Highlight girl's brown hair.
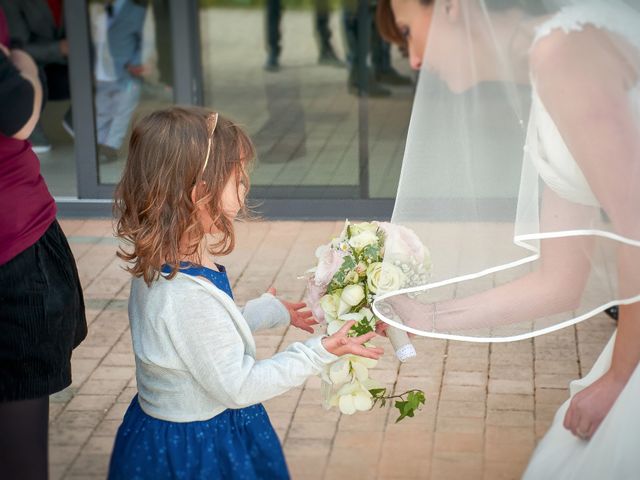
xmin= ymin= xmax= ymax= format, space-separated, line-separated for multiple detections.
xmin=114 ymin=106 xmax=254 ymax=285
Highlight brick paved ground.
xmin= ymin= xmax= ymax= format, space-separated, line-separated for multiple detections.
xmin=49 ymin=219 xmax=616 ymax=479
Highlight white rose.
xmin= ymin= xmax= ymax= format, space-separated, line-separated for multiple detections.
xmin=341 ymin=284 xmax=365 ymax=307
xmin=335 ymin=382 xmax=374 ymax=415
xmin=338 ymin=298 xmax=351 ymax=317
xmin=328 ymin=358 xmax=351 ymax=385
xmin=348 ymin=230 xmax=378 ymax=250
xmin=366 ymin=262 xmax=404 ymax=294
xmin=345 ymin=270 xmax=360 ymax=284
xmin=327 ymin=319 xmax=346 ymax=335
xmin=350 ymin=222 xmax=378 ymax=235
xmin=320 ymin=292 xmax=341 ymax=320
xmin=346 ymin=354 xmax=377 ymax=382
xmin=338 ymin=311 xmax=365 ymax=322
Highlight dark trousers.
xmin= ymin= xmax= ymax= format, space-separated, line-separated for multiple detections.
xmin=265 ymin=0 xmax=333 ymax=57
xmin=0 ymin=397 xmax=49 ymax=480
xmin=43 ymin=63 xmax=70 ymax=101
xmin=342 ymin=5 xmax=391 ymax=74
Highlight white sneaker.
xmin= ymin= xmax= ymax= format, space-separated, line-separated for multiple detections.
xmin=29 ymin=123 xmax=52 ymax=153
xmin=62 ymin=118 xmax=75 ymax=139
xmin=32 ymin=144 xmax=52 ymax=154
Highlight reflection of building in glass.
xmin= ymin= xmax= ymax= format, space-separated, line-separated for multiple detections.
xmin=2 ymin=0 xmax=415 ymax=214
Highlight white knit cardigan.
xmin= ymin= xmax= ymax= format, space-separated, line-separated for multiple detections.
xmin=128 ymin=272 xmax=337 ymax=422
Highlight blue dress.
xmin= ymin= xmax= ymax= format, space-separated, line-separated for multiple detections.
xmin=108 ymin=263 xmax=290 ymax=480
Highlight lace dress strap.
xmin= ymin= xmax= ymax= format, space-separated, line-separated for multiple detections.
xmin=532 ymin=2 xmax=640 ymax=51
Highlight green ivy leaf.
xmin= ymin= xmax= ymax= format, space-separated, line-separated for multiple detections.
xmin=362 ymin=243 xmax=381 ymax=262
xmin=406 ymin=392 xmax=420 ymax=411
xmin=369 ymin=388 xmax=386 ymax=398
xmin=350 ymin=318 xmax=375 ymax=337
xmin=392 ymin=390 xmax=427 ymax=423
xmin=330 ymin=256 xmax=356 ymax=289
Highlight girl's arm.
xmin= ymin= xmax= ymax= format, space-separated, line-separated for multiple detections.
xmin=240 ymin=292 xmax=290 ymax=332
xmin=167 ymin=290 xmax=334 ymax=409
xmin=166 ymin=289 xmax=380 ymax=409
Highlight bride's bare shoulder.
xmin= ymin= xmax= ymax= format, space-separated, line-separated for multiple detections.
xmin=529 ymin=25 xmax=637 ymax=89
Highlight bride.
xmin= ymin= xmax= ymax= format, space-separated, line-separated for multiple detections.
xmin=373 ymin=0 xmax=640 ymax=477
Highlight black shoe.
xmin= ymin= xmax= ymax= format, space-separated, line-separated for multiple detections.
xmin=29 ymin=123 xmax=52 ymax=153
xmin=605 ymin=306 xmax=619 ymax=321
xmin=264 ymin=54 xmax=280 ymax=72
xmin=375 ymin=68 xmax=413 ymax=86
xmin=318 ymin=48 xmax=345 ymax=68
xmin=62 ymin=109 xmax=74 ymax=138
xmin=349 ymin=81 xmax=391 ymax=97
xmin=348 ymin=70 xmax=391 ymax=98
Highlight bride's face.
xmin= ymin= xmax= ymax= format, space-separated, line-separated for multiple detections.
xmin=390 ymin=0 xmax=480 ymax=93
xmin=390 ymin=0 xmax=434 ymax=71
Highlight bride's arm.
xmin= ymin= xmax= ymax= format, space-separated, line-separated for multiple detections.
xmin=392 ymin=27 xmax=640 ymax=339
xmin=390 ymin=187 xmax=596 ymax=333
xmin=529 ymin=28 xmax=640 ymax=439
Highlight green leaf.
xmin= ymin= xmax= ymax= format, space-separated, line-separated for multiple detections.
xmin=350 ymin=318 xmax=375 ymax=337
xmin=368 ymin=388 xmax=386 ymax=398
xmin=330 ymin=256 xmax=357 ymax=288
xmin=362 ymin=243 xmax=381 ymax=262
xmin=406 ymin=392 xmax=420 ymax=411
xmin=395 ymin=412 xmax=407 ymax=423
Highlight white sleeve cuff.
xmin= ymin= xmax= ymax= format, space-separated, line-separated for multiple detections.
xmin=241 ymin=293 xmax=291 ymax=331
xmin=304 ymin=335 xmax=339 ymax=364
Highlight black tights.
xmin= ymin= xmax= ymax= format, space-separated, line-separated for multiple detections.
xmin=0 ymin=397 xmax=49 ymax=480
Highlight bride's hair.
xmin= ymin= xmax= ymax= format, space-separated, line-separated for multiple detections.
xmin=377 ymin=0 xmax=546 ymax=46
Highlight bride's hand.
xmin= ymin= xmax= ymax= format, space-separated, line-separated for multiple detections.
xmin=563 ymin=371 xmax=627 ymax=440
xmin=381 ymin=295 xmax=432 ymax=333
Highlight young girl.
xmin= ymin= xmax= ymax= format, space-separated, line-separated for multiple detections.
xmin=108 ymin=106 xmax=383 ymax=479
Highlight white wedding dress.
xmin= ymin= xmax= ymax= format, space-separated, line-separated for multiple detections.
xmin=522 ymin=5 xmax=640 ymax=479
xmin=524 ymin=333 xmax=640 ymax=479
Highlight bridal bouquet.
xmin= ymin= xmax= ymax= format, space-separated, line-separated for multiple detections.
xmin=306 ymin=221 xmax=431 ymax=421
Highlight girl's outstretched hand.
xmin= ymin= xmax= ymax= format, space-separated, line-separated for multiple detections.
xmin=322 ymin=320 xmax=384 ymax=359
xmin=268 ymin=287 xmax=318 ymax=334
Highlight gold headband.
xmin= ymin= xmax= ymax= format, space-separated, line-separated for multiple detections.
xmin=202 ymin=112 xmax=219 ymax=174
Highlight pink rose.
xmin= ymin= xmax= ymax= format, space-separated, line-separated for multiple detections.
xmin=377 ymin=222 xmax=425 ymax=263
xmin=314 ymin=246 xmax=345 ymax=287
xmin=305 ymin=277 xmax=326 ymax=322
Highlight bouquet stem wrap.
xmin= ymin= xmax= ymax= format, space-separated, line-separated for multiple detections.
xmin=386 ymin=327 xmax=416 ymax=362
